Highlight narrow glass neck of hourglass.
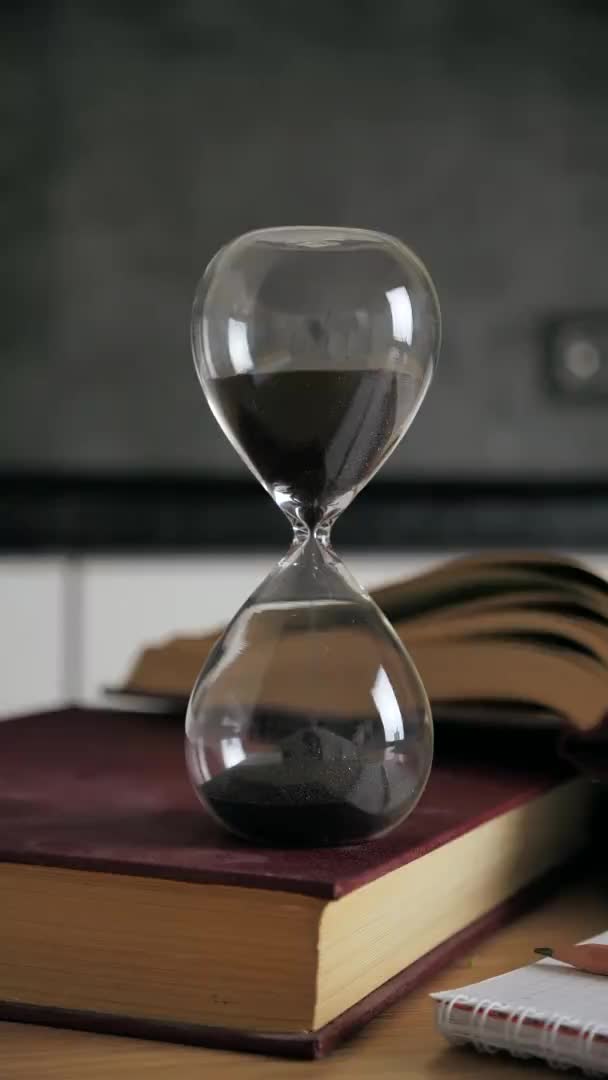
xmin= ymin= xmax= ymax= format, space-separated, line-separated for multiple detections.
xmin=292 ymin=519 xmax=333 ymax=547
xmin=274 ymin=485 xmax=354 ymax=548
xmin=266 ymin=529 xmax=361 ymax=609
xmin=248 ymin=527 xmax=369 ymax=615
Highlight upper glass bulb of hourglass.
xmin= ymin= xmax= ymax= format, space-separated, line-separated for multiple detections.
xmin=187 ymin=227 xmax=440 ymax=847
xmin=191 ymin=226 xmax=440 ymax=529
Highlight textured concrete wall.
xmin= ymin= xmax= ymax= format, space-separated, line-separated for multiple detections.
xmin=3 ymin=0 xmax=608 ymax=479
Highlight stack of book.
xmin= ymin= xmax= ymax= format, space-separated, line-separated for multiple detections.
xmin=1 ymin=552 xmax=604 ymax=1059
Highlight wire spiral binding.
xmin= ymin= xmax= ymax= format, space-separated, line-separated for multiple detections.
xmin=438 ymin=995 xmax=607 ymax=1076
xmin=470 ymin=999 xmax=501 ymax=1054
xmin=540 ymin=1012 xmax=570 ymax=1072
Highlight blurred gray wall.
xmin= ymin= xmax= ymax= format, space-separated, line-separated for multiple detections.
xmin=3 ymin=0 xmax=608 ymax=479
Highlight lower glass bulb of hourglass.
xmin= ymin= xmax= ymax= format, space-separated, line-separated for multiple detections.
xmin=185 ymin=541 xmax=433 ymax=847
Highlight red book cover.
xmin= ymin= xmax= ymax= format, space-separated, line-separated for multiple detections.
xmin=0 ymin=706 xmax=579 ymax=1058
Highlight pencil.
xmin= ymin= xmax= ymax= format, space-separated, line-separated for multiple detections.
xmin=534 ymin=944 xmax=608 ymax=976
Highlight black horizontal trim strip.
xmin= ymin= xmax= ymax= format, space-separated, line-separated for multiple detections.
xmin=2 ymin=472 xmax=608 ymax=552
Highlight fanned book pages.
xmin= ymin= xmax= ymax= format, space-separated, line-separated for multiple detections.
xmin=432 ymin=931 xmax=608 ymax=1076
xmin=117 ymin=552 xmax=608 ymax=773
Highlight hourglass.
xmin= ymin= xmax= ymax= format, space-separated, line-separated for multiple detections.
xmin=186 ymin=227 xmax=441 ymax=846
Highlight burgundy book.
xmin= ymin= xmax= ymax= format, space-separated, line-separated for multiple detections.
xmin=0 ymin=707 xmax=591 ymax=1059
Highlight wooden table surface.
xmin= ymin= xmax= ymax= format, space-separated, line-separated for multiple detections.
xmin=3 ymin=874 xmax=606 ymax=1080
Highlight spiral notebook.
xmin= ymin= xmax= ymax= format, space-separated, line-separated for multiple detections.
xmin=432 ymin=932 xmax=608 ymax=1076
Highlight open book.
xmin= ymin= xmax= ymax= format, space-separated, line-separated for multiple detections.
xmin=119 ymin=552 xmax=608 ymax=769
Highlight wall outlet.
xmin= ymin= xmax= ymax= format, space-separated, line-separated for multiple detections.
xmin=547 ymin=314 xmax=608 ymax=401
